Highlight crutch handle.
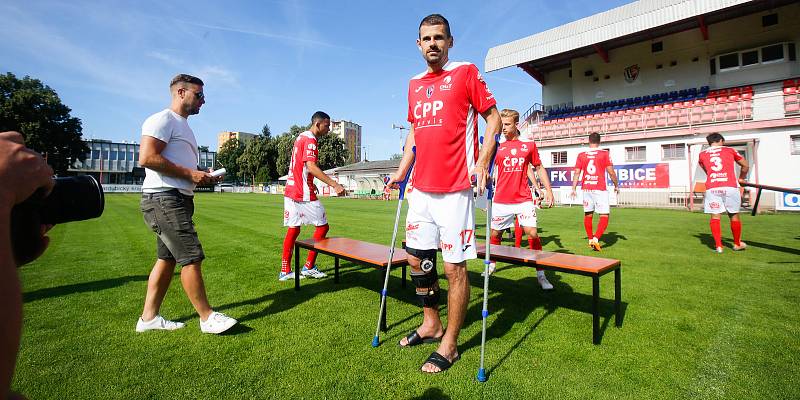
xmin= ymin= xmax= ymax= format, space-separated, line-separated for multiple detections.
xmin=398 ymin=146 xmax=416 ymax=200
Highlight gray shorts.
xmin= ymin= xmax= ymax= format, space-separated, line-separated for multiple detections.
xmin=140 ymin=190 xmax=205 ymax=266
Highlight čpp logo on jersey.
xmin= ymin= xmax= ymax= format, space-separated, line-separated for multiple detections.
xmin=413 ymin=100 xmax=444 ymax=118
xmin=502 ymin=156 xmax=526 ymax=171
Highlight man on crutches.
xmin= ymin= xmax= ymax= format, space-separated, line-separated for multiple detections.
xmin=387 ymin=13 xmax=500 ymax=374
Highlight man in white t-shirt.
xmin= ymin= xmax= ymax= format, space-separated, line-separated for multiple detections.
xmin=136 ymin=74 xmax=237 ymax=334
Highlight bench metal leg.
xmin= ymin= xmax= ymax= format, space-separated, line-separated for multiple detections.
xmin=402 ymin=265 xmax=406 ymax=288
xmin=294 ymin=244 xmax=300 ymax=291
xmin=334 ymin=258 xmax=340 ymax=283
xmin=592 ymin=276 xmax=600 ymax=345
xmin=615 ymin=268 xmax=622 ymax=327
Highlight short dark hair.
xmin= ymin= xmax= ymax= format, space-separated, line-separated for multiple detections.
xmin=419 ymin=14 xmax=451 ymax=38
xmin=170 ymin=74 xmax=203 ymax=88
xmin=588 ymin=132 xmax=601 ymax=144
xmin=311 ymin=111 xmax=330 ymax=123
xmin=706 ymin=133 xmax=725 ymax=145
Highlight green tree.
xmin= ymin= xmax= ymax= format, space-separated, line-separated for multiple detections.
xmin=317 ymin=133 xmax=348 ymax=170
xmin=238 ymin=124 xmax=278 ymax=185
xmin=275 ymin=124 xmax=306 ymax=177
xmin=390 ymin=153 xmax=403 ymax=160
xmin=217 ymin=138 xmax=244 ymax=182
xmin=0 ymin=72 xmax=89 ymax=174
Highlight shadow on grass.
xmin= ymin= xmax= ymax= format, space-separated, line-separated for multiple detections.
xmin=600 ymin=231 xmax=628 ymax=249
xmin=409 ymin=387 xmax=450 ymax=400
xmin=460 ymin=269 xmax=626 ymax=361
xmin=695 ymin=233 xmax=800 ymax=256
xmin=191 ymin=264 xmax=421 ymax=327
xmin=23 ymin=274 xmax=150 ymax=302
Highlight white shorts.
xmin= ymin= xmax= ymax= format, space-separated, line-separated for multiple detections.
xmin=583 ymin=190 xmax=610 ymax=214
xmin=405 ymin=189 xmax=476 ymax=263
xmin=704 ymin=187 xmax=741 ymax=214
xmin=491 ymin=202 xmax=537 ymax=231
xmin=283 ymin=197 xmax=328 ymax=227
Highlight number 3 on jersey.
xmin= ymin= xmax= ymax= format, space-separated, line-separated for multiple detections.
xmin=709 ymin=155 xmax=723 ymax=172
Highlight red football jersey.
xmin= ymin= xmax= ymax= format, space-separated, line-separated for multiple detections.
xmin=407 ymin=61 xmax=496 ymax=193
xmin=284 ymin=131 xmax=318 ymax=201
xmin=493 ymin=139 xmax=541 ymax=204
xmin=574 ymin=149 xmax=613 ymax=191
xmin=698 ymin=146 xmax=743 ymax=189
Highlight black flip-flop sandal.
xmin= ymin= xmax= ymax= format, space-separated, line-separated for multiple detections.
xmin=421 ymin=351 xmax=460 ymax=373
xmin=398 ymin=330 xmax=442 ymax=348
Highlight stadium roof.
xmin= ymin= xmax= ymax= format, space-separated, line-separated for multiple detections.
xmin=485 ymin=0 xmax=794 ymax=80
xmin=335 ymin=159 xmax=400 ymax=174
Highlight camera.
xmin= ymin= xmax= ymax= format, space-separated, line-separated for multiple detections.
xmin=10 ymin=175 xmax=105 ymax=265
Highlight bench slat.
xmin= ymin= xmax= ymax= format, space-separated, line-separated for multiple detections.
xmin=476 ymin=243 xmax=619 ymax=275
xmin=296 ymin=238 xmax=409 ymax=267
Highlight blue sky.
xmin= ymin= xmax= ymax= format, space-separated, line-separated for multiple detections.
xmin=1 ymin=0 xmax=629 ymax=159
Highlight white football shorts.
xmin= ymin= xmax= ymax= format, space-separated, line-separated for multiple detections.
xmin=490 ymin=201 xmax=537 ymax=231
xmin=704 ymin=187 xmax=741 ymax=214
xmin=405 ymin=188 xmax=476 ymax=264
xmin=583 ymin=190 xmax=610 ymax=214
xmin=283 ymin=197 xmax=328 ymax=227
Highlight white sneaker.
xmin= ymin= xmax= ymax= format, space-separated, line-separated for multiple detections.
xmin=733 ymin=242 xmax=747 ymax=251
xmin=714 ymin=247 xmax=724 ymax=254
xmin=279 ymin=271 xmax=304 ymax=281
xmin=537 ymin=272 xmax=554 ymax=290
xmin=481 ymin=262 xmax=497 ymax=277
xmin=301 ymin=266 xmax=327 ymax=279
xmin=200 ymin=311 xmax=237 ymax=334
xmin=135 ymin=315 xmax=185 ymax=332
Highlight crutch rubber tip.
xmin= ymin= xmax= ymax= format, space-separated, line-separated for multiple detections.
xmin=371 ymin=336 xmax=380 ymax=347
xmin=477 ymin=368 xmax=488 ymax=382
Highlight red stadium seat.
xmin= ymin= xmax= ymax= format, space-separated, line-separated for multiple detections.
xmin=784 ymin=79 xmax=796 ymax=88
xmin=741 ymin=92 xmax=753 ymax=119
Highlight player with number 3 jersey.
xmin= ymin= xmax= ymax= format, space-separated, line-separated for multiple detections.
xmin=698 ymin=133 xmax=749 ymax=253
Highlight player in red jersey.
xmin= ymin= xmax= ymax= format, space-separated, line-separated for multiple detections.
xmin=386 ymin=14 xmax=500 ymax=374
xmin=570 ymin=132 xmax=619 ymax=251
xmin=486 ymin=109 xmax=554 ymax=290
xmin=280 ymin=111 xmax=345 ymax=281
xmin=697 ymin=133 xmax=749 ymax=253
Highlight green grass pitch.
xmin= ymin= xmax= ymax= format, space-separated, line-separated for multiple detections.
xmin=13 ymin=193 xmax=800 ymax=399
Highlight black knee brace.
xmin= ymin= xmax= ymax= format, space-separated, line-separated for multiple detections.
xmin=407 ymin=247 xmax=440 ymax=307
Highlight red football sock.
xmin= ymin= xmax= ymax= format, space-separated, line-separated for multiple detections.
xmin=595 ymin=215 xmax=609 ymax=239
xmin=282 ymin=227 xmax=301 ymax=273
xmin=514 ymin=218 xmax=523 ymax=248
xmin=490 ymin=236 xmax=502 ymax=246
xmin=304 ymin=224 xmax=330 ymax=268
xmin=583 ymin=215 xmax=594 ymax=239
xmin=529 ymin=236 xmax=543 ymax=272
xmin=730 ymin=220 xmax=742 ymax=246
xmin=710 ymin=219 xmax=722 ymax=249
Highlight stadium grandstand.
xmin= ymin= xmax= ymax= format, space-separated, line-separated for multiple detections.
xmin=486 ymin=0 xmax=800 ymax=211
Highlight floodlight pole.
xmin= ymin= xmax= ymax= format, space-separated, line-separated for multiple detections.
xmin=392 ymin=124 xmax=409 ymax=150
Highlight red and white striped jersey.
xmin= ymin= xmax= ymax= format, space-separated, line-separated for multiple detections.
xmin=284 ymin=131 xmax=318 ymax=202
xmin=574 ymin=149 xmax=613 ymax=191
xmin=407 ymin=61 xmax=496 ymax=193
xmin=699 ymin=146 xmax=743 ymax=189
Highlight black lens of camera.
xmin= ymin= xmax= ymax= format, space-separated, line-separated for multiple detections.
xmin=39 ymin=175 xmax=105 ymax=224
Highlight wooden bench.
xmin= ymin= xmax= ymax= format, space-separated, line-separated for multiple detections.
xmin=293 ymin=237 xmax=409 ymax=331
xmin=476 ymin=243 xmax=621 ymax=344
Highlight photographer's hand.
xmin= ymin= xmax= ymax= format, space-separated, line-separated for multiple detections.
xmin=0 ymin=131 xmax=54 ymax=211
xmin=0 ymin=131 xmax=53 ymax=400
